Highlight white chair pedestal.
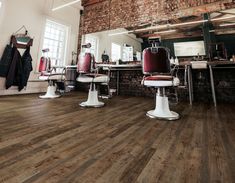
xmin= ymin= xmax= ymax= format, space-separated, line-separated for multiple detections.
xmin=39 ymin=85 xmax=60 ymax=99
xmin=80 ymin=83 xmax=104 ymax=107
xmin=146 ymin=90 xmax=180 ymax=121
xmin=39 ymin=72 xmax=65 ymax=99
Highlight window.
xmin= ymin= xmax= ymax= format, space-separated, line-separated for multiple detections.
xmin=83 ymin=35 xmax=98 ymax=59
xmin=42 ymin=19 xmax=69 ymax=66
xmin=122 ymin=45 xmax=133 ymax=61
xmin=174 ymin=41 xmax=206 ymax=57
xmin=136 ymin=51 xmax=141 ymax=61
xmin=111 ymin=43 xmax=121 ymax=61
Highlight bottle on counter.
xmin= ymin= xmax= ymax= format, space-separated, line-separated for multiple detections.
xmin=170 ymin=57 xmax=175 ymax=65
xmin=175 ymin=57 xmax=179 ymax=65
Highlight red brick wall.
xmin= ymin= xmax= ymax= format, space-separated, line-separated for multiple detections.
xmin=81 ymin=0 xmax=234 ymax=34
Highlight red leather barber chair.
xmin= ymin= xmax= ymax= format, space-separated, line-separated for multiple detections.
xmin=142 ymin=46 xmax=180 ymax=120
xmin=38 ymin=49 xmax=65 ymax=99
xmin=76 ymin=50 xmax=109 ymax=107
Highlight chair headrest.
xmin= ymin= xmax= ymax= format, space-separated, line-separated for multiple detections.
xmin=82 ymin=43 xmax=91 ymax=48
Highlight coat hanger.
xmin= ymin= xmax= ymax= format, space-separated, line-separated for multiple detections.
xmin=11 ymin=25 xmax=33 ymax=49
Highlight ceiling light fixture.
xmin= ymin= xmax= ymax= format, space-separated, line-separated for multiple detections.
xmin=108 ymin=30 xmax=134 ymax=36
xmin=211 ymin=15 xmax=235 ymax=21
xmin=0 ymin=1 xmax=2 ymax=8
xmin=219 ymin=22 xmax=235 ymax=27
xmin=134 ymin=24 xmax=170 ymax=32
xmin=108 ymin=15 xmax=235 ymax=36
xmin=52 ymin=0 xmax=80 ymax=11
xmin=134 ymin=20 xmax=208 ymax=33
xmin=169 ymin=20 xmax=208 ymax=27
xmin=154 ymin=29 xmax=177 ymax=34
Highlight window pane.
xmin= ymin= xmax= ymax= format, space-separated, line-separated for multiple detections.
xmin=111 ymin=43 xmax=121 ymax=61
xmin=41 ymin=20 xmax=68 ymax=67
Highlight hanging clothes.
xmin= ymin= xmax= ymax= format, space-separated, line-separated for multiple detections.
xmin=6 ymin=47 xmax=22 ymax=90
xmin=21 ymin=47 xmax=33 ymax=88
xmin=0 ymin=26 xmax=34 ymax=91
xmin=5 ymin=46 xmax=33 ymax=91
xmin=0 ymin=45 xmax=13 ymax=77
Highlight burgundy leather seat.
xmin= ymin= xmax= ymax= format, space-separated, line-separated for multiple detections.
xmin=142 ymin=47 xmax=180 ymax=120
xmin=76 ymin=53 xmax=109 ymax=107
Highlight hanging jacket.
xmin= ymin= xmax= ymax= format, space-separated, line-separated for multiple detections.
xmin=21 ymin=47 xmax=33 ymax=88
xmin=13 ymin=51 xmax=24 ymax=91
xmin=6 ymin=47 xmax=22 ymax=90
xmin=0 ymin=45 xmax=13 ymax=77
xmin=5 ymin=46 xmax=33 ymax=91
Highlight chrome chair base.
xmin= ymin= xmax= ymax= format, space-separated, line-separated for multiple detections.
xmin=80 ymin=101 xmax=104 ymax=108
xmin=146 ymin=110 xmax=179 ymax=121
xmin=146 ymin=94 xmax=180 ymax=121
xmin=39 ymin=85 xmax=61 ymax=99
xmin=80 ymin=84 xmax=105 ymax=108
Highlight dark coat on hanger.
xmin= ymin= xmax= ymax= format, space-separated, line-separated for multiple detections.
xmin=0 ymin=45 xmax=13 ymax=77
xmin=21 ymin=47 xmax=33 ymax=88
xmin=6 ymin=47 xmax=22 ymax=90
xmin=5 ymin=46 xmax=33 ymax=91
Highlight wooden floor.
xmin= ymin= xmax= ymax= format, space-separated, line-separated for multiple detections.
xmin=0 ymin=92 xmax=234 ymax=183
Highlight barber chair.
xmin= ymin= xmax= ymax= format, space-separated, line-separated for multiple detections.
xmin=39 ymin=69 xmax=65 ymax=99
xmin=76 ymin=52 xmax=110 ymax=107
xmin=38 ymin=49 xmax=65 ymax=99
xmin=142 ymin=46 xmax=180 ymax=120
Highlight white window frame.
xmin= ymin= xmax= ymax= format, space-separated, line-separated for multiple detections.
xmin=111 ymin=42 xmax=122 ymax=62
xmin=40 ymin=19 xmax=69 ymax=68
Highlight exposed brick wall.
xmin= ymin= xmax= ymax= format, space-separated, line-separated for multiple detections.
xmin=81 ymin=0 xmax=234 ymax=34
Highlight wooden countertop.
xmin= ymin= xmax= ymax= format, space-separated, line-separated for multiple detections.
xmin=96 ymin=64 xmax=142 ymax=68
xmin=66 ymin=61 xmax=235 ymax=69
xmin=180 ymin=61 xmax=235 ymax=66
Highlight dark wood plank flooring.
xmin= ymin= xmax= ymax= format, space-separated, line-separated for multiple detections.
xmin=0 ymin=92 xmax=234 ymax=183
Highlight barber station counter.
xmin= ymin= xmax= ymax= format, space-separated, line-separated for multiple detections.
xmin=96 ymin=63 xmax=142 ymax=95
xmin=77 ymin=61 xmax=235 ymax=105
xmin=180 ymin=60 xmax=235 ymax=105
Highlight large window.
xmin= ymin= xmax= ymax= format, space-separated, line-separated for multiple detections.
xmin=111 ymin=43 xmax=121 ymax=61
xmin=42 ymin=19 xmax=69 ymax=66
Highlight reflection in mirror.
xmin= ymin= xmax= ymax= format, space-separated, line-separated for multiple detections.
xmin=81 ymin=28 xmax=143 ymax=63
xmin=81 ymin=8 xmax=235 ymax=63
xmin=130 ymin=8 xmax=235 ymax=61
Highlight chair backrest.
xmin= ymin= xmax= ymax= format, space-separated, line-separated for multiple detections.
xmin=39 ymin=57 xmax=51 ymax=72
xmin=77 ymin=53 xmax=94 ymax=73
xmin=142 ymin=47 xmax=171 ymax=75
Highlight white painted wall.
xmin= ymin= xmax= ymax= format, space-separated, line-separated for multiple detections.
xmin=0 ymin=0 xmax=80 ymax=95
xmin=83 ymin=29 xmax=143 ymax=62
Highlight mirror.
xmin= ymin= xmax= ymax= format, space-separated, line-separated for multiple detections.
xmin=81 ymin=28 xmax=143 ymax=63
xmin=81 ymin=8 xmax=235 ymax=63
